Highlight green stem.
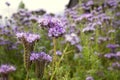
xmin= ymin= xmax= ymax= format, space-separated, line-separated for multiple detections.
xmin=23 ymin=43 xmax=31 ymax=80
xmin=53 ymin=37 xmax=57 ymax=62
xmin=51 ymin=37 xmax=57 ymax=80
xmin=50 ymin=43 xmax=70 ymax=80
xmin=52 ymin=37 xmax=57 ymax=68
xmin=26 ymin=72 xmax=29 ymax=80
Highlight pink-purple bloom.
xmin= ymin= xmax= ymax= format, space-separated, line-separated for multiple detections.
xmin=116 ymin=51 xmax=120 ymax=57
xmin=48 ymin=26 xmax=65 ymax=37
xmin=106 ymin=44 xmax=119 ymax=53
xmin=105 ymin=0 xmax=118 ymax=8
xmin=107 ymin=44 xmax=119 ymax=49
xmin=65 ymin=33 xmax=80 ymax=45
xmin=56 ymin=50 xmax=62 ymax=55
xmin=30 ymin=53 xmax=40 ymax=61
xmin=30 ymin=52 xmax=52 ymax=62
xmin=0 ymin=64 xmax=16 ymax=74
xmin=16 ymin=32 xmax=40 ymax=43
xmin=38 ymin=16 xmax=66 ymax=37
xmin=104 ymin=53 xmax=116 ymax=59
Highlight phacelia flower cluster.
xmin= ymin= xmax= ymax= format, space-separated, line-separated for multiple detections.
xmin=30 ymin=52 xmax=52 ymax=62
xmin=0 ymin=64 xmax=16 ymax=74
xmin=16 ymin=32 xmax=40 ymax=43
xmin=38 ymin=16 xmax=66 ymax=37
xmin=65 ymin=33 xmax=80 ymax=45
xmin=106 ymin=44 xmax=119 ymax=53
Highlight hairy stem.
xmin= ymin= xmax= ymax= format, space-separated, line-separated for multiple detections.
xmin=51 ymin=37 xmax=57 ymax=80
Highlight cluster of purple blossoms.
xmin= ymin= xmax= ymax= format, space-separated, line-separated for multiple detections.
xmin=0 ymin=64 xmax=16 ymax=74
xmin=38 ymin=16 xmax=66 ymax=37
xmin=104 ymin=51 xmax=120 ymax=59
xmin=104 ymin=53 xmax=116 ymax=59
xmin=65 ymin=33 xmax=80 ymax=45
xmin=104 ymin=44 xmax=120 ymax=59
xmin=16 ymin=32 xmax=40 ymax=43
xmin=104 ymin=43 xmax=120 ymax=70
xmin=30 ymin=52 xmax=52 ymax=62
xmin=105 ymin=0 xmax=119 ymax=8
xmin=81 ymin=0 xmax=94 ymax=12
xmin=64 ymin=32 xmax=82 ymax=52
xmin=106 ymin=44 xmax=119 ymax=53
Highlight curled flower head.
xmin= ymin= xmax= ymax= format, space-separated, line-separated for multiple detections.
xmin=16 ymin=32 xmax=40 ymax=43
xmin=30 ymin=52 xmax=52 ymax=62
xmin=0 ymin=64 xmax=16 ymax=74
xmin=38 ymin=16 xmax=66 ymax=37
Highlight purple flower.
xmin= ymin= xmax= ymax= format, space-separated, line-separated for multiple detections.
xmin=86 ymin=76 xmax=94 ymax=80
xmin=29 ymin=16 xmax=38 ymax=22
xmin=30 ymin=52 xmax=52 ymax=62
xmin=107 ymin=44 xmax=119 ymax=49
xmin=30 ymin=53 xmax=40 ymax=61
xmin=16 ymin=32 xmax=40 ymax=43
xmin=105 ymin=0 xmax=118 ymax=8
xmin=0 ymin=64 xmax=16 ymax=74
xmin=75 ymin=44 xmax=82 ymax=52
xmin=86 ymin=0 xmax=94 ymax=6
xmin=56 ymin=50 xmax=62 ymax=55
xmin=82 ymin=26 xmax=95 ymax=32
xmin=40 ymin=52 xmax=52 ymax=62
xmin=48 ymin=26 xmax=65 ymax=37
xmin=116 ymin=51 xmax=120 ymax=57
xmin=75 ymin=13 xmax=93 ymax=22
xmin=65 ymin=33 xmax=80 ymax=45
xmin=106 ymin=44 xmax=119 ymax=53
xmin=59 ymin=16 xmax=69 ymax=27
xmin=16 ymin=32 xmax=25 ymax=38
xmin=25 ymin=33 xmax=40 ymax=43
xmin=82 ymin=3 xmax=91 ymax=11
xmin=112 ymin=62 xmax=120 ymax=69
xmin=39 ymin=16 xmax=66 ymax=37
xmin=38 ymin=16 xmax=50 ymax=27
xmin=104 ymin=53 xmax=116 ymax=59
